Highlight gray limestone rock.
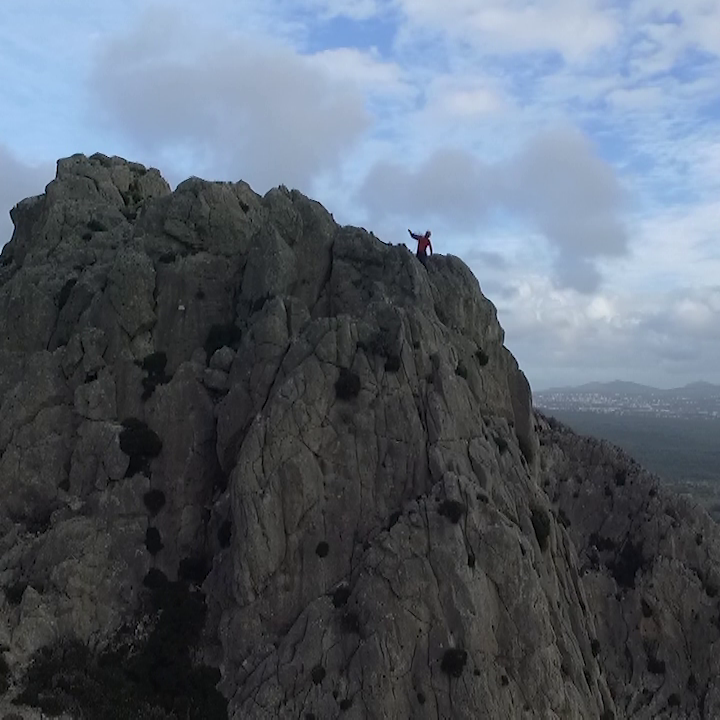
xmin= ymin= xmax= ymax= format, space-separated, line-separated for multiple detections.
xmin=73 ymin=369 xmax=116 ymax=420
xmin=209 ymin=346 xmax=235 ymax=372
xmin=0 ymin=153 xmax=717 ymax=720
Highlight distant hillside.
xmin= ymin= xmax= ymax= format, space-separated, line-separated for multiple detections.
xmin=539 ymin=409 xmax=720 ymax=521
xmin=537 ymin=380 xmax=720 ymax=398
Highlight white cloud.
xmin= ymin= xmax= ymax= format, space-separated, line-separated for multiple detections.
xmin=605 ymin=85 xmax=665 ymax=110
xmin=488 ymin=270 xmax=720 ymax=389
xmin=296 ymin=0 xmax=382 ymax=20
xmin=395 ymin=0 xmax=620 ymax=61
xmin=423 ymin=76 xmax=509 ymax=120
xmin=307 ymin=47 xmax=410 ymax=98
xmin=88 ymin=8 xmax=373 ymax=192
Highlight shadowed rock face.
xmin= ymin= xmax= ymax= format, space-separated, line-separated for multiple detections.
xmin=0 ymin=153 xmax=717 ymax=720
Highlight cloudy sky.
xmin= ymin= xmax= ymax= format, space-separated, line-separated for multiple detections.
xmin=2 ymin=0 xmax=720 ymax=390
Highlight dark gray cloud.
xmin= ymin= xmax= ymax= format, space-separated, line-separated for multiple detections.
xmin=359 ymin=127 xmax=628 ymax=292
xmin=0 ymin=145 xmax=54 ymax=247
xmin=88 ymin=12 xmax=371 ymax=193
xmin=361 ymin=148 xmax=496 ymax=231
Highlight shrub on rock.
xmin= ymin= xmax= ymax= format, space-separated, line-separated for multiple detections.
xmin=120 ymin=418 xmax=163 ymax=476
xmin=441 ymin=648 xmax=468 ymax=678
xmin=335 ymin=368 xmax=361 ymax=400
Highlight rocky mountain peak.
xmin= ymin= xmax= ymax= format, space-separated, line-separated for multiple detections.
xmin=0 ymin=154 xmax=718 ymax=719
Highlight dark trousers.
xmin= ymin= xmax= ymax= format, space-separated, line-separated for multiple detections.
xmin=416 ymin=250 xmax=428 ymax=267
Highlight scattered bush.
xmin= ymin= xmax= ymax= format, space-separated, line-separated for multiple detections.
xmin=614 ymin=469 xmax=627 ymax=487
xmin=387 ymin=510 xmax=401 ymax=530
xmin=143 ymin=489 xmax=166 ymax=516
xmin=26 ymin=507 xmax=53 ymax=536
xmin=120 ymin=418 xmax=163 ymax=476
xmin=204 ymin=324 xmax=242 ymax=360
xmin=440 ymin=648 xmax=467 ymax=678
xmin=145 ymin=528 xmax=163 ymax=555
xmin=335 ymin=368 xmax=361 ymax=400
xmin=455 ymin=363 xmax=468 ymax=379
xmin=158 ymin=252 xmax=176 ymax=264
xmin=178 ymin=556 xmax=211 ymax=586
xmin=81 ymin=231 xmax=92 ymax=241
xmin=311 ymin=665 xmax=325 ymax=685
xmin=332 ymin=585 xmax=350 ymax=608
xmin=475 ymin=349 xmax=489 ymax=366
xmin=644 ymin=640 xmax=665 ymax=675
xmin=195 ymin=288 xmax=206 ymax=300
xmin=467 ymin=553 xmax=476 ymax=568
xmin=608 ymin=540 xmax=646 ymax=589
xmin=531 ymin=506 xmax=551 ymax=551
xmin=641 ymin=599 xmax=653 ymax=618
xmin=4 ymin=581 xmax=27 ymax=606
xmin=57 ymin=278 xmax=77 ymax=311
xmin=315 ymin=541 xmax=329 ymax=558
xmin=0 ymin=654 xmax=10 ymax=694
xmin=688 ymin=674 xmax=697 ymax=691
xmin=143 ymin=569 xmax=168 ymax=590
xmin=501 ymin=674 xmax=509 ymax=687
xmin=86 ymin=219 xmax=108 ymax=232
xmin=591 ymin=638 xmax=600 ymax=657
xmin=438 ymin=500 xmax=466 ymax=524
xmin=668 ymin=693 xmax=680 ymax=707
xmin=139 ymin=352 xmax=171 ymax=400
xmin=647 ymin=655 xmax=666 ymax=675
xmin=128 ymin=579 xmax=226 ymax=718
xmin=339 ymin=698 xmax=352 ymax=711
xmin=417 ymin=692 xmax=426 ymax=705
xmin=558 ymin=508 xmax=571 ymax=528
xmin=141 ymin=351 xmax=168 ymax=377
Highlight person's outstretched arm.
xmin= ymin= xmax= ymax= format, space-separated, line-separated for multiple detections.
xmin=408 ymin=229 xmax=420 ymax=240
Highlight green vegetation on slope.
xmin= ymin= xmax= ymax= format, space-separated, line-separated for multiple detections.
xmin=544 ymin=410 xmax=720 ymax=520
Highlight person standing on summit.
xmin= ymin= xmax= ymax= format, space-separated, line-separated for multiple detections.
xmin=408 ymin=229 xmax=432 ymax=267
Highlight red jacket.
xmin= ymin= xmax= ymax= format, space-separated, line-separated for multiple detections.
xmin=409 ymin=230 xmax=432 ymax=255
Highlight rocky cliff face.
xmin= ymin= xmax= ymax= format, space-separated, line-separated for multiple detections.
xmin=0 ymin=154 xmax=718 ymax=720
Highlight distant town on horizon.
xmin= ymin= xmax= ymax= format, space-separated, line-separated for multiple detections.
xmin=534 ymin=380 xmax=720 ymax=420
